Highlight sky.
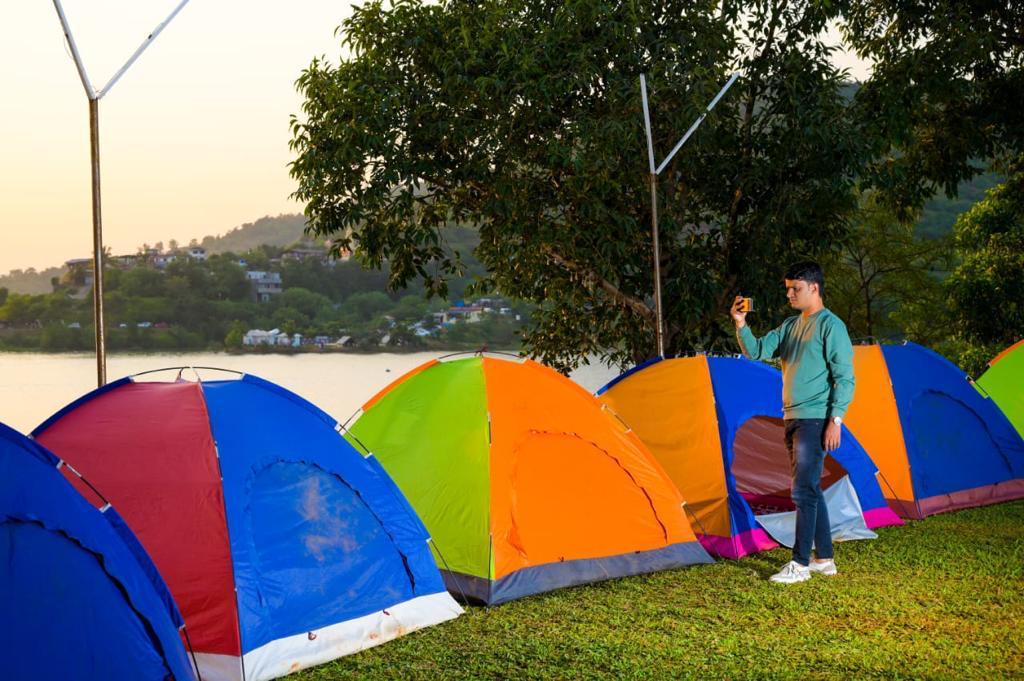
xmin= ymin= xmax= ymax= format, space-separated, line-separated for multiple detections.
xmin=0 ymin=2 xmax=871 ymax=275
xmin=0 ymin=1 xmax=353 ymax=274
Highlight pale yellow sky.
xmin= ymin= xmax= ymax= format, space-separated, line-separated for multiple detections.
xmin=0 ymin=1 xmax=353 ymax=274
xmin=0 ymin=3 xmax=870 ymax=275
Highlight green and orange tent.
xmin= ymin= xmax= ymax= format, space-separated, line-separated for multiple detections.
xmin=976 ymin=340 xmax=1024 ymax=439
xmin=346 ymin=354 xmax=712 ymax=605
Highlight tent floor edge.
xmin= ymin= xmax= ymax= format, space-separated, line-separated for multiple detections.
xmin=915 ymin=479 xmax=1024 ymax=518
xmin=238 ymin=591 xmax=461 ymax=681
xmin=488 ymin=541 xmax=713 ymax=605
xmin=440 ymin=570 xmax=492 ymax=606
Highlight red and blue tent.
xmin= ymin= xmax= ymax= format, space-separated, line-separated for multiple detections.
xmin=33 ymin=371 xmax=461 ymax=681
xmin=1 ymin=421 xmax=197 ymax=681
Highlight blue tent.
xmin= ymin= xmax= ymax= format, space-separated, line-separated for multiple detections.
xmin=846 ymin=342 xmax=1024 ymax=517
xmin=0 ymin=421 xmax=196 ymax=681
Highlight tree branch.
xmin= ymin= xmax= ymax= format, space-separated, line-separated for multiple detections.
xmin=541 ymin=245 xmax=656 ymax=324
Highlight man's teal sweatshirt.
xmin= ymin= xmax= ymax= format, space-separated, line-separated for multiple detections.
xmin=736 ymin=308 xmax=855 ymax=420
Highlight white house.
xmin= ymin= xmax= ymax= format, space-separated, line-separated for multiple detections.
xmin=245 ymin=271 xmax=283 ymax=303
xmin=243 ymin=328 xmax=291 ymax=347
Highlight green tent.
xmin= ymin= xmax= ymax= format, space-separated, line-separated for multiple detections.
xmin=977 ymin=340 xmax=1024 ymax=439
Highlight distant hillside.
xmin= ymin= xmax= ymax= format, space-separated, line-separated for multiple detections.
xmin=916 ymin=172 xmax=1004 ymax=239
xmin=0 ymin=266 xmax=66 ymax=295
xmin=200 ymin=214 xmax=309 ymax=254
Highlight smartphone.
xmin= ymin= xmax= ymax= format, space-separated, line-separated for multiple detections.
xmin=738 ymin=297 xmax=754 ymax=313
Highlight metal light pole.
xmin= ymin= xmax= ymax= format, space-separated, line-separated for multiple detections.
xmin=640 ymin=72 xmax=740 ymax=357
xmin=52 ymin=0 xmax=190 ymax=386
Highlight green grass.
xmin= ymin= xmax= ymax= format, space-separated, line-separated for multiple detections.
xmin=297 ymin=502 xmax=1024 ymax=680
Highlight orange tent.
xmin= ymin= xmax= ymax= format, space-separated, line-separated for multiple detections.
xmin=347 ymin=354 xmax=712 ymax=604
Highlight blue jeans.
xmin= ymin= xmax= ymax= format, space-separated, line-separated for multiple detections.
xmin=785 ymin=419 xmax=834 ymax=566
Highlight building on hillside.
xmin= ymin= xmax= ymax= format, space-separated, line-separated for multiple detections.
xmin=245 ymin=271 xmax=283 ymax=303
xmin=152 ymin=253 xmax=177 ymax=269
xmin=282 ymin=246 xmax=328 ymax=264
xmin=444 ymin=305 xmax=485 ymax=324
xmin=111 ymin=254 xmax=143 ymax=269
xmin=60 ymin=259 xmax=94 ymax=298
xmin=186 ymin=246 xmax=208 ymax=261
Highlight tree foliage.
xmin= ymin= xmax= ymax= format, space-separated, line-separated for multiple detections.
xmin=944 ymin=169 xmax=1024 ymax=350
xmin=822 ymin=192 xmax=951 ymax=342
xmin=290 ymin=0 xmax=870 ymax=369
xmin=843 ymin=0 xmax=1024 ymax=211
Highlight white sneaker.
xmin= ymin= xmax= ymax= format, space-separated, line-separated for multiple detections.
xmin=769 ymin=561 xmax=811 ymax=584
xmin=809 ymin=559 xmax=838 ymax=576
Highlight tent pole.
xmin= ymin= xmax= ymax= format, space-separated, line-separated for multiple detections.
xmin=650 ymin=173 xmax=664 ymax=357
xmin=88 ymin=98 xmax=107 ymax=387
xmin=639 ymin=71 xmax=740 ymax=359
xmin=51 ymin=0 xmax=191 ymax=388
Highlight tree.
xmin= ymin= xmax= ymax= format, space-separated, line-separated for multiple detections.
xmin=944 ymin=170 xmax=1024 ymax=352
xmin=118 ymin=267 xmax=165 ymax=298
xmin=392 ymin=295 xmax=431 ymax=322
xmin=822 ymin=192 xmax=951 ymax=342
xmin=291 ymin=0 xmax=870 ymax=370
xmin=339 ymin=291 xmax=393 ymax=324
xmin=224 ymin=320 xmax=246 ymax=349
xmin=274 ymin=287 xmax=332 ymax=319
xmin=843 ymin=0 xmax=1024 ymax=212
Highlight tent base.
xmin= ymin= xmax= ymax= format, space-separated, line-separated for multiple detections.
xmin=894 ymin=479 xmax=1024 ymax=519
xmin=442 ymin=540 xmax=713 ymax=605
xmin=193 ymin=592 xmax=462 ymax=681
xmin=919 ymin=479 xmax=1024 ymax=516
xmin=698 ymin=529 xmax=778 ymax=560
xmin=863 ymin=506 xmax=903 ymax=529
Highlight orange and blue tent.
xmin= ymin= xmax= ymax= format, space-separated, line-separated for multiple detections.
xmin=976 ymin=340 xmax=1024 ymax=440
xmin=33 ymin=370 xmax=461 ymax=681
xmin=346 ymin=354 xmax=713 ymax=605
xmin=597 ymin=356 xmax=902 ymax=559
xmin=846 ymin=342 xmax=1024 ymax=518
xmin=1 ymin=421 xmax=196 ymax=681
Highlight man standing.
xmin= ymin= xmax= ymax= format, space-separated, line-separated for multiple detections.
xmin=731 ymin=261 xmax=855 ymax=584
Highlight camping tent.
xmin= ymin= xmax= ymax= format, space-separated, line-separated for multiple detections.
xmin=597 ymin=355 xmax=902 ymax=559
xmin=846 ymin=342 xmax=1024 ymax=518
xmin=346 ymin=354 xmax=713 ymax=605
xmin=976 ymin=340 xmax=1024 ymax=439
xmin=33 ymin=371 xmax=461 ymax=681
xmin=0 ymin=421 xmax=196 ymax=681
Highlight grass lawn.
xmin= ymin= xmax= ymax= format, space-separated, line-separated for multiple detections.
xmin=297 ymin=502 xmax=1024 ymax=680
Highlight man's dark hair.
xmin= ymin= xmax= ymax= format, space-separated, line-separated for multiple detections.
xmin=784 ymin=261 xmax=825 ymax=296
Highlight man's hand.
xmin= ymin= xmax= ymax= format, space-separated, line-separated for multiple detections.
xmin=824 ymin=421 xmax=842 ymax=452
xmin=731 ymin=296 xmax=747 ymax=328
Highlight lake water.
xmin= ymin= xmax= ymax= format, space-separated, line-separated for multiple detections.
xmin=0 ymin=351 xmax=620 ymax=434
